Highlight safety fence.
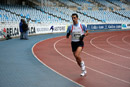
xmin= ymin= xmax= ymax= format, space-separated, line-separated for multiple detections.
xmin=0 ymin=23 xmax=130 ymax=39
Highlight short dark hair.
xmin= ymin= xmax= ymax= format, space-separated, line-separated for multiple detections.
xmin=72 ymin=13 xmax=78 ymax=18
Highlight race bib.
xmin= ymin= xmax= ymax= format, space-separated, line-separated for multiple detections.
xmin=72 ymin=32 xmax=81 ymax=40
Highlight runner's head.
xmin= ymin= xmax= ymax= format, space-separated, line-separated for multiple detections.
xmin=71 ymin=13 xmax=78 ymax=25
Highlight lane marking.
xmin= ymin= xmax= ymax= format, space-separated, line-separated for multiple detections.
xmin=32 ymin=37 xmax=84 ymax=87
xmin=82 ymin=51 xmax=130 ymax=70
xmin=107 ymin=35 xmax=130 ymax=52
xmin=54 ymin=38 xmax=130 ymax=85
xmin=90 ymin=35 xmax=130 ymax=59
xmin=122 ymin=35 xmax=130 ymax=45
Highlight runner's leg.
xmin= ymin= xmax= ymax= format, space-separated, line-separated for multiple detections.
xmin=73 ymin=47 xmax=87 ymax=76
xmin=73 ymin=47 xmax=83 ymax=67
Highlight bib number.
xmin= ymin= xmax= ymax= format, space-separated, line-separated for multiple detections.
xmin=72 ymin=32 xmax=81 ymax=40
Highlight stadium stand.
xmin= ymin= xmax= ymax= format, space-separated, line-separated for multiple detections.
xmin=58 ymin=0 xmax=79 ymax=7
xmin=107 ymin=0 xmax=130 ymax=10
xmin=71 ymin=0 xmax=95 ymax=7
xmin=0 ymin=0 xmax=130 ymax=24
xmin=0 ymin=9 xmax=21 ymax=22
xmin=115 ymin=10 xmax=130 ymax=18
xmin=78 ymin=10 xmax=130 ymax=23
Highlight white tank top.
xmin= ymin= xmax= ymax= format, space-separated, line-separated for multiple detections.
xmin=71 ymin=23 xmax=84 ymax=42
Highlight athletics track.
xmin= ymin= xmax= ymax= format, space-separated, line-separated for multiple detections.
xmin=0 ymin=30 xmax=130 ymax=87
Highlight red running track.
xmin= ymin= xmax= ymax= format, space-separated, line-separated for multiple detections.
xmin=33 ymin=31 xmax=130 ymax=87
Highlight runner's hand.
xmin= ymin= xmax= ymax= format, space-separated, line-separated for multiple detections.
xmin=66 ymin=33 xmax=70 ymax=38
xmin=80 ymin=35 xmax=85 ymax=41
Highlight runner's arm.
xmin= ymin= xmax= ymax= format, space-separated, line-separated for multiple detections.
xmin=82 ymin=24 xmax=88 ymax=36
xmin=80 ymin=24 xmax=88 ymax=41
xmin=66 ymin=26 xmax=71 ymax=38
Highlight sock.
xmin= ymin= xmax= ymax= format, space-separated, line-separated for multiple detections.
xmin=81 ymin=61 xmax=85 ymax=71
xmin=81 ymin=61 xmax=84 ymax=67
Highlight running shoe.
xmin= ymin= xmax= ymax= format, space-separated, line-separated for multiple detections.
xmin=80 ymin=70 xmax=87 ymax=76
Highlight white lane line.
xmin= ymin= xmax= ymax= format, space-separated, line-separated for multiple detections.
xmin=90 ymin=36 xmax=130 ymax=59
xmin=82 ymin=51 xmax=130 ymax=70
xmin=122 ymin=35 xmax=130 ymax=45
xmin=107 ymin=35 xmax=130 ymax=52
xmin=32 ymin=37 xmax=84 ymax=87
xmin=54 ymin=38 xmax=130 ymax=85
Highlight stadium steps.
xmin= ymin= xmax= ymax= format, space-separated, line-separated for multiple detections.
xmin=49 ymin=0 xmax=65 ymax=7
xmin=28 ymin=0 xmax=41 ymax=7
xmin=76 ymin=10 xmax=103 ymax=23
xmin=88 ymin=0 xmax=99 ymax=6
xmin=105 ymin=0 xmax=120 ymax=8
xmin=57 ymin=0 xmax=69 ymax=8
xmin=31 ymin=6 xmax=70 ymax=22
xmin=122 ymin=0 xmax=130 ymax=5
xmin=69 ymin=0 xmax=81 ymax=6
xmin=92 ymin=0 xmax=106 ymax=8
xmin=112 ymin=11 xmax=130 ymax=20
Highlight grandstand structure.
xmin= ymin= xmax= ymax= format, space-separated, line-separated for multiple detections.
xmin=0 ymin=0 xmax=130 ymax=24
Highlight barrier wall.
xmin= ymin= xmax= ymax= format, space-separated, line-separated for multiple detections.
xmin=87 ymin=24 xmax=122 ymax=30
xmin=0 ymin=23 xmax=130 ymax=39
xmin=0 ymin=23 xmax=67 ymax=39
xmin=122 ymin=23 xmax=130 ymax=29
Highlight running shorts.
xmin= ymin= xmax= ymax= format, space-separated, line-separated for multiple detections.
xmin=71 ymin=41 xmax=84 ymax=52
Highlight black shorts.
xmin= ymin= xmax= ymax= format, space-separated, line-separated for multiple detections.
xmin=71 ymin=41 xmax=84 ymax=52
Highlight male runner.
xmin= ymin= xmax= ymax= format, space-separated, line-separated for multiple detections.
xmin=66 ymin=13 xmax=88 ymax=76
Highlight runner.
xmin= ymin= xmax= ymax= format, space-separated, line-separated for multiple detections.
xmin=66 ymin=13 xmax=88 ymax=76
